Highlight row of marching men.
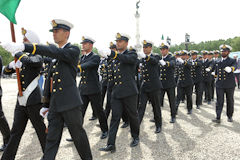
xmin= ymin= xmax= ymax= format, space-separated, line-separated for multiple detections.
xmin=95 ymin=39 xmax=237 ymax=152
xmin=0 ymin=19 xmax=237 ymax=159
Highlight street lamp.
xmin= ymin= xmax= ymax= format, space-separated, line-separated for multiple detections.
xmin=167 ymin=36 xmax=171 ymax=46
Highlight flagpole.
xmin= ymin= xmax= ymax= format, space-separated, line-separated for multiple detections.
xmin=10 ymin=22 xmax=23 ymax=96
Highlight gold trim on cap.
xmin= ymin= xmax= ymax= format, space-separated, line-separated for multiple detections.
xmin=51 ymin=20 xmax=57 ymax=27
xmin=143 ymin=40 xmax=147 ymax=45
xmin=116 ymin=33 xmax=121 ymax=39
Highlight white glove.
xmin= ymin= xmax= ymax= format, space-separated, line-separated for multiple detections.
xmin=211 ymin=72 xmax=215 ymax=76
xmin=205 ymin=68 xmax=210 ymax=72
xmin=224 ymin=66 xmax=232 ymax=73
xmin=8 ymin=61 xmax=16 ymax=69
xmin=177 ymin=58 xmax=184 ymax=64
xmin=98 ymin=49 xmax=111 ymax=58
xmin=15 ymin=60 xmax=22 ymax=68
xmin=159 ymin=59 xmax=166 ymax=66
xmin=138 ymin=52 xmax=146 ymax=59
xmin=40 ymin=107 xmax=49 ymax=118
xmin=1 ymin=42 xmax=25 ymax=55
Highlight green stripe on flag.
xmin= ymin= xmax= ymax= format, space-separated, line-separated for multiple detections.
xmin=0 ymin=0 xmax=21 ymax=24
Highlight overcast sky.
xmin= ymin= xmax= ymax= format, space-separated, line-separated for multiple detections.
xmin=0 ymin=0 xmax=240 ymax=49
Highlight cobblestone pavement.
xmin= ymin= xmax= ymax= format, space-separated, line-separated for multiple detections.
xmin=0 ymin=78 xmax=240 ymax=160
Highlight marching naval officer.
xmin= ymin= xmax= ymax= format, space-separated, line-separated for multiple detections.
xmin=99 ymin=33 xmax=140 ymax=153
xmin=212 ymin=45 xmax=237 ymax=123
xmin=1 ymin=28 xmax=46 ymax=160
xmin=1 ymin=19 xmax=93 ymax=160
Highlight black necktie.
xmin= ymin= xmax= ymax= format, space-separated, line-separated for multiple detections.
xmin=82 ymin=55 xmax=86 ymax=61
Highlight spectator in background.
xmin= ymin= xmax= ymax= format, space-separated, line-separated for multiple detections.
xmin=233 ymin=55 xmax=240 ymax=89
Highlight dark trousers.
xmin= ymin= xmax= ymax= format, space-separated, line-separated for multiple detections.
xmin=101 ymin=85 xmax=108 ymax=107
xmin=160 ymin=87 xmax=176 ymax=118
xmin=216 ymin=87 xmax=235 ymax=119
xmin=105 ymin=89 xmax=112 ymax=119
xmin=1 ymin=103 xmax=46 ymax=160
xmin=193 ymin=82 xmax=203 ymax=106
xmin=108 ymin=95 xmax=139 ymax=145
xmin=203 ymin=81 xmax=212 ymax=102
xmin=176 ymin=85 xmax=193 ymax=112
xmin=105 ymin=89 xmax=129 ymax=123
xmin=0 ymin=96 xmax=10 ymax=146
xmin=177 ymin=84 xmax=185 ymax=102
xmin=42 ymin=107 xmax=92 ymax=160
xmin=81 ymin=93 xmax=108 ymax=132
xmin=138 ymin=90 xmax=162 ymax=127
xmin=234 ymin=73 xmax=240 ymax=88
xmin=210 ymin=79 xmax=215 ymax=100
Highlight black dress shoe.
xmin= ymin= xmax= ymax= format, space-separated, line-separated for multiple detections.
xmin=196 ymin=105 xmax=200 ymax=109
xmin=170 ymin=117 xmax=176 ymax=123
xmin=121 ymin=122 xmax=129 ymax=128
xmin=149 ymin=119 xmax=155 ymax=123
xmin=212 ymin=119 xmax=221 ymax=123
xmin=130 ymin=137 xmax=139 ymax=147
xmin=99 ymin=145 xmax=116 ymax=153
xmin=89 ymin=116 xmax=97 ymax=121
xmin=187 ymin=110 xmax=192 ymax=115
xmin=0 ymin=144 xmax=7 ymax=152
xmin=155 ymin=127 xmax=161 ymax=133
xmin=100 ymin=131 xmax=108 ymax=139
xmin=66 ymin=138 xmax=73 ymax=142
xmin=228 ymin=117 xmax=233 ymax=122
xmin=203 ymin=99 xmax=207 ymax=103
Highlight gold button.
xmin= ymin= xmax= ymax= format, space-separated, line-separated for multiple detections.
xmin=58 ymin=79 xmax=61 ymax=82
xmin=119 ymin=75 xmax=121 ymax=78
xmin=53 ymin=89 xmax=56 ymax=92
xmin=23 ymin=88 xmax=25 ymax=91
xmin=22 ymin=81 xmax=25 ymax=84
xmin=84 ymin=82 xmax=86 ymax=84
xmin=56 ymin=72 xmax=59 ymax=75
xmin=53 ymin=81 xmax=55 ymax=84
xmin=119 ymin=82 xmax=122 ymax=84
xmin=59 ymin=88 xmax=62 ymax=90
xmin=53 ymin=66 xmax=56 ymax=68
xmin=21 ymin=75 xmax=24 ymax=77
